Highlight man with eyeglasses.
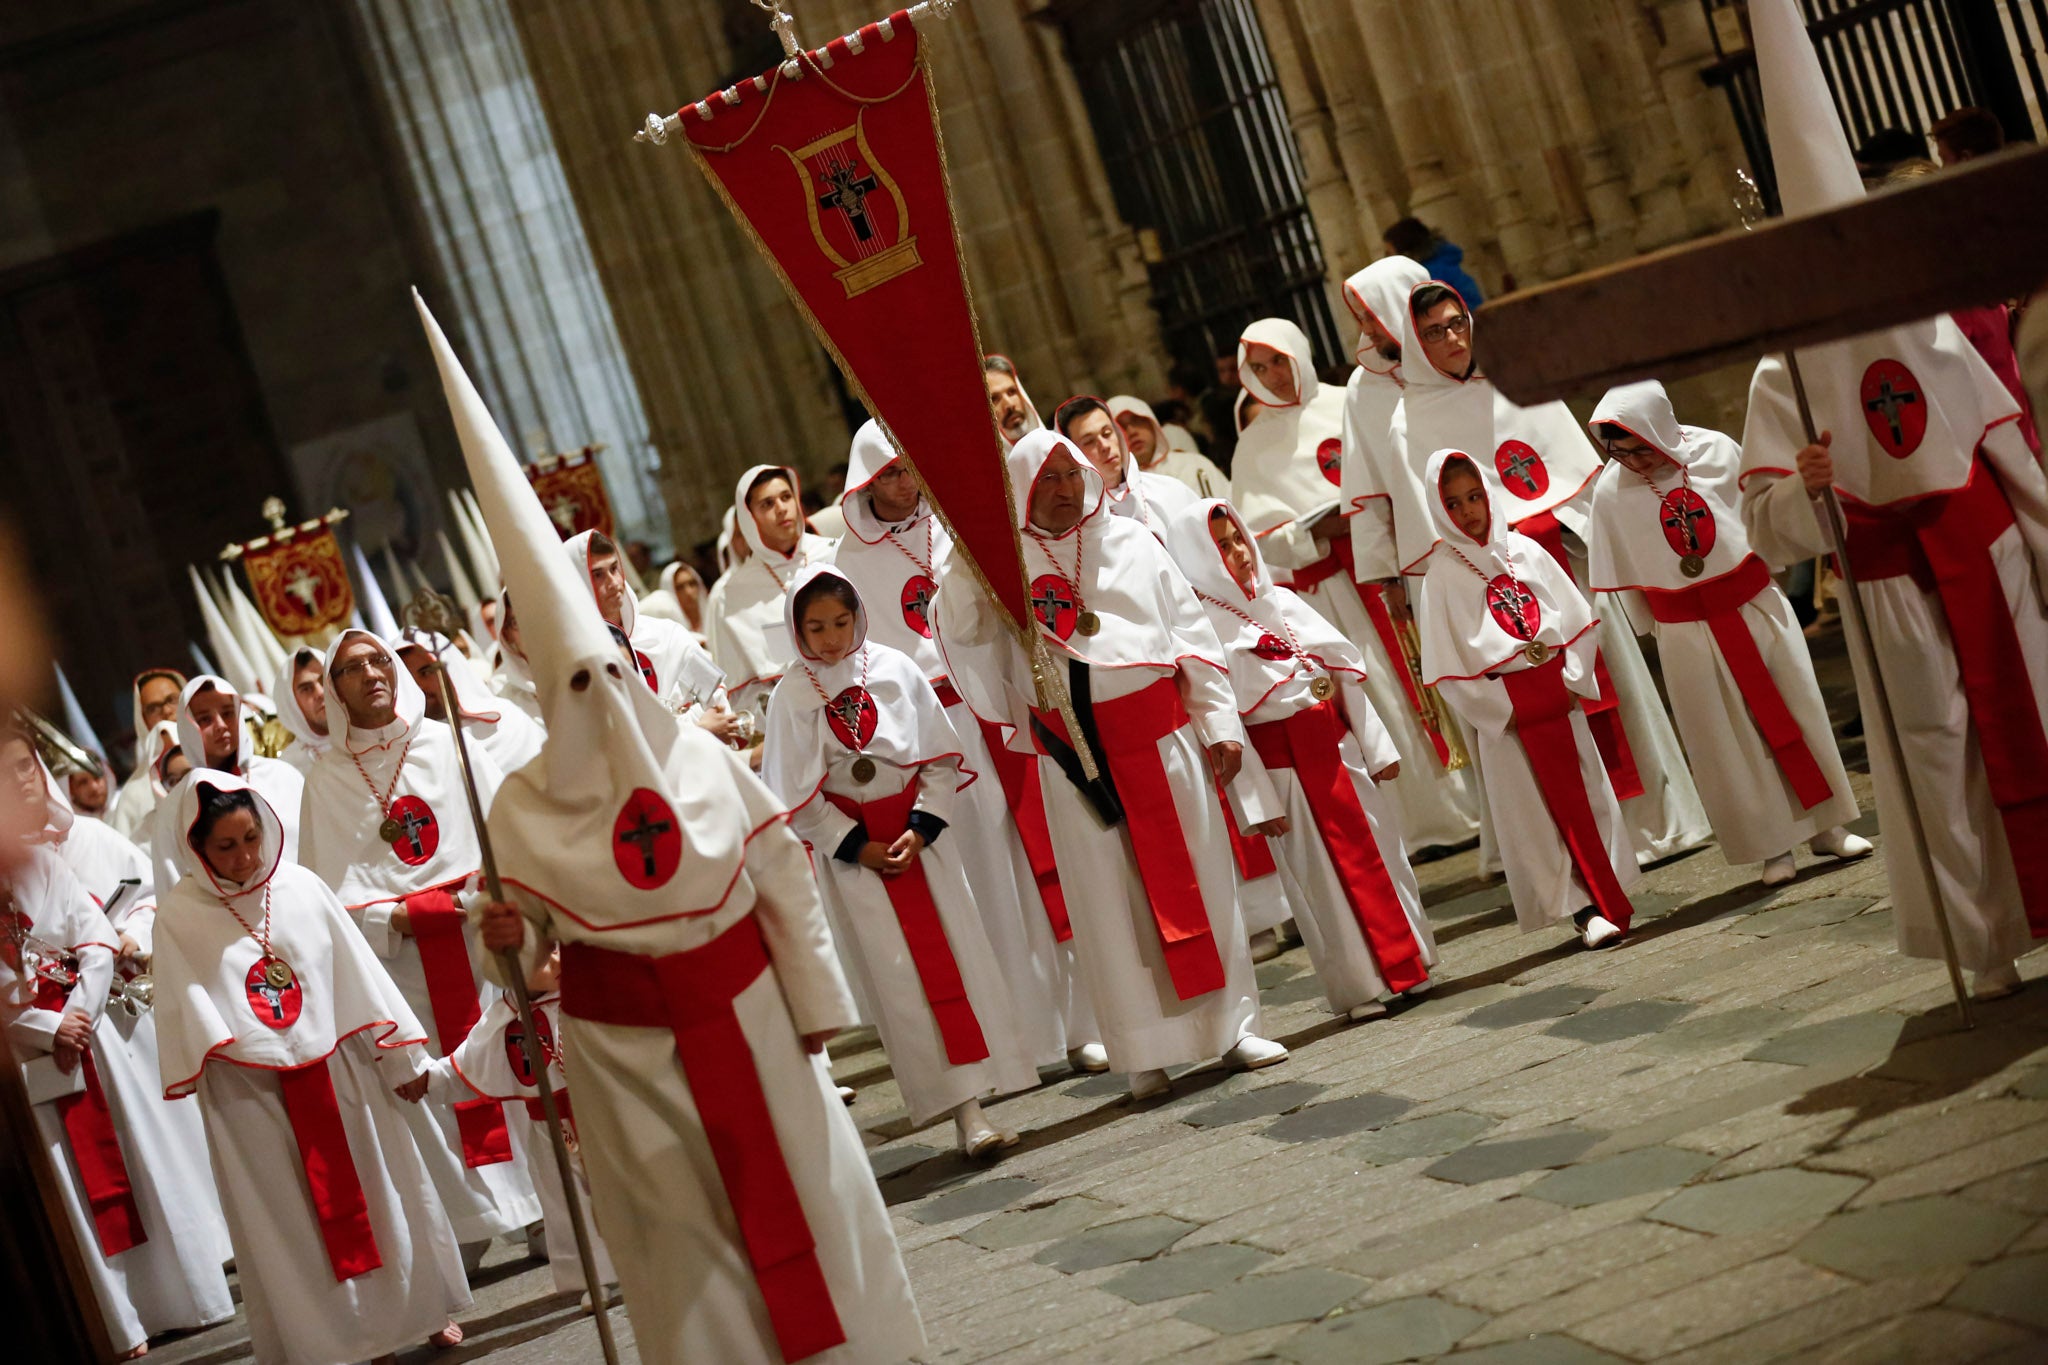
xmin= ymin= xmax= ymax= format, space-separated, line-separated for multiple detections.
xmin=107 ymin=668 xmax=187 ymax=841
xmin=298 ymin=627 xmax=543 ymax=1278
xmin=1390 ymin=280 xmax=1712 ymax=870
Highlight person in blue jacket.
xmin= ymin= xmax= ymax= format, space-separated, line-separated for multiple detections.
xmin=1383 ymin=217 xmax=1484 ymax=310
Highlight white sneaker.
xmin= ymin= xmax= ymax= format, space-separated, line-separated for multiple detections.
xmin=1249 ymin=929 xmax=1282 ymax=963
xmin=955 ymin=1101 xmax=1005 ymax=1158
xmin=1760 ymin=853 xmax=1799 ymax=886
xmin=1346 ymin=1000 xmax=1388 ymax=1023
xmin=1404 ymin=978 xmax=1433 ymax=998
xmin=524 ymin=1221 xmax=548 ymax=1263
xmin=1128 ymin=1068 xmax=1171 ymax=1101
xmin=1067 ymin=1042 xmax=1110 ymax=1074
xmin=1224 ymin=1035 xmax=1289 ymax=1070
xmin=1973 ymin=962 xmax=2023 ymax=1000
xmin=1810 ymin=827 xmax=1874 ymax=860
xmin=1579 ymin=915 xmax=1624 ymax=950
xmin=836 ymin=1084 xmax=857 ymax=1105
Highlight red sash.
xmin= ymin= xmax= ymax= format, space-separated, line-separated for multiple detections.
xmin=824 ymin=786 xmax=990 ymax=1065
xmin=1842 ymin=459 xmax=2048 ymax=934
xmin=972 ymin=715 xmax=1073 ymax=942
xmin=1247 ymin=701 xmax=1427 ymax=991
xmin=561 ymin=919 xmax=846 ymax=1363
xmin=1642 ymin=555 xmax=1835 ymax=810
xmin=1518 ymin=510 xmax=1645 ymax=800
xmin=277 ymin=1057 xmax=383 ymax=1281
xmin=1497 ymin=656 xmax=1636 ymax=931
xmin=1287 ymin=536 xmax=1353 ymax=590
xmin=1032 ymin=678 xmax=1226 ymax=1000
xmin=35 ymin=979 xmax=145 ymax=1258
xmin=405 ymin=889 xmax=511 ymax=1167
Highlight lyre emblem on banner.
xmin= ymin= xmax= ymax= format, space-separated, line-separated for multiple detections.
xmin=780 ymin=113 xmax=921 ymax=298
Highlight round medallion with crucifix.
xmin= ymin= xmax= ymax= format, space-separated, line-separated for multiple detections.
xmin=850 ymin=757 xmax=878 ymax=785
xmin=899 ymin=574 xmax=938 ymax=640
xmin=1859 ymin=358 xmax=1927 ymax=459
xmin=1658 ymin=487 xmax=1716 ymax=563
xmin=245 ymin=955 xmax=303 ymax=1030
xmin=1523 ymin=641 xmax=1553 ymax=665
xmin=1030 ymin=574 xmax=1080 ymax=641
xmin=1309 ymin=675 xmax=1336 ymax=701
xmin=385 ymin=795 xmax=439 ymax=868
xmin=612 ymin=787 xmax=683 ymax=889
xmin=1316 ymin=437 xmax=1344 ymax=486
xmin=1484 ymin=573 xmax=1541 ymax=642
xmin=1494 ymin=440 xmax=1550 ymax=500
xmin=825 ymin=686 xmax=879 ymax=751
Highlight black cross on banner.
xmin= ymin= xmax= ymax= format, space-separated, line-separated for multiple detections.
xmin=616 ymin=808 xmax=673 ymax=878
xmin=818 ymin=162 xmax=881 ymax=242
xmin=396 ymin=807 xmax=433 ymax=859
xmin=1865 ymin=379 xmax=1921 ymax=444
xmin=1664 ymin=502 xmax=1711 ymax=552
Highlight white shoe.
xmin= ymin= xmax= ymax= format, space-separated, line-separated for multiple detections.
xmin=1973 ymin=962 xmax=2023 ymax=1000
xmin=837 ymin=1084 xmax=857 ymax=1105
xmin=1128 ymin=1068 xmax=1171 ymax=1101
xmin=1810 ymin=827 xmax=1873 ymax=860
xmin=459 ymin=1238 xmax=491 ymax=1276
xmin=1579 ymin=915 xmax=1624 ymax=950
xmin=1249 ymin=929 xmax=1282 ymax=963
xmin=524 ymin=1221 xmax=548 ymax=1263
xmin=1404 ymin=978 xmax=1433 ymax=998
xmin=1346 ymin=1000 xmax=1388 ymax=1023
xmin=955 ymin=1101 xmax=1006 ymax=1158
xmin=1760 ymin=853 xmax=1799 ymax=886
xmin=1224 ymin=1035 xmax=1289 ymax=1070
xmin=1067 ymin=1042 xmax=1110 ymax=1074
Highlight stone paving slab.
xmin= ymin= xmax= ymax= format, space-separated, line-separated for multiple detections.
xmin=1174 ymin=1267 xmax=1367 ymax=1334
xmin=1425 ymin=1127 xmax=1605 ymax=1184
xmin=1523 ymin=1145 xmax=1717 ymax=1207
xmin=1793 ymin=1195 xmax=2032 ymax=1277
xmin=1650 ymin=1167 xmax=1869 ymax=1234
xmin=1945 ymin=1251 xmax=2048 ymax=1329
xmin=1545 ymin=997 xmax=1697 ymax=1043
xmin=1034 ymin=1214 xmax=1198 ymax=1273
xmin=964 ymin=1195 xmax=1120 ymax=1251
xmin=1343 ymin=1109 xmax=1500 ymax=1165
xmin=1096 ymin=1242 xmax=1276 ymax=1304
xmin=1273 ymin=1295 xmax=1486 ymax=1363
xmin=1262 ymin=1091 xmax=1412 ymax=1143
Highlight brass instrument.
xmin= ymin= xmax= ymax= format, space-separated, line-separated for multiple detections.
xmin=1391 ymin=612 xmax=1470 ymax=772
xmin=248 ymin=714 xmax=293 ymax=760
xmin=13 ymin=708 xmax=102 ymax=778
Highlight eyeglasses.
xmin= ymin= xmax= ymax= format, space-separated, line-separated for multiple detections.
xmin=1418 ymin=314 xmax=1471 ymax=346
xmin=1603 ymin=440 xmax=1660 ymax=461
xmin=333 ymin=655 xmax=392 ymax=681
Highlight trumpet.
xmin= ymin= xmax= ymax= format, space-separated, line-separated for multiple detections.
xmin=1392 ymin=612 xmax=1471 ymax=772
xmin=13 ymin=707 xmax=102 ymax=778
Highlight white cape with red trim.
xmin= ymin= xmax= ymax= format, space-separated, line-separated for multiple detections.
xmin=1586 ymin=382 xmax=1756 ymax=595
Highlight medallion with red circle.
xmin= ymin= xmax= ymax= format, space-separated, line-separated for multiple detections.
xmin=245 ymin=957 xmax=304 ymax=1030
xmin=1484 ymin=574 xmax=1541 ymax=640
xmin=1251 ymin=634 xmax=1295 ymax=662
xmin=825 ymin=685 xmax=879 ymax=751
xmin=1030 ymin=573 xmax=1079 ymax=641
xmin=1494 ymin=440 xmax=1550 ymax=500
xmin=634 ymin=649 xmax=659 ymax=692
xmin=387 ymin=795 xmax=439 ymax=867
xmin=1658 ymin=488 xmax=1716 ymax=558
xmin=900 ymin=574 xmax=938 ymax=639
xmin=612 ymin=787 xmax=683 ymax=889
xmin=1859 ymin=358 xmax=1927 ymax=459
xmin=504 ymin=1009 xmax=556 ymax=1089
xmin=1316 ymin=437 xmax=1344 ymax=486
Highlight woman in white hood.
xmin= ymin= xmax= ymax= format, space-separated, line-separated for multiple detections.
xmin=703 ymin=464 xmax=836 ymax=725
xmin=1418 ymin=449 xmax=1639 ymax=949
xmin=153 ymin=773 xmax=471 ymax=1363
xmin=764 ymin=565 xmax=1038 ymax=1153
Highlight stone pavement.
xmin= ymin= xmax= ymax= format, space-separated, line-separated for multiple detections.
xmin=154 ymin=635 xmax=2048 ymax=1364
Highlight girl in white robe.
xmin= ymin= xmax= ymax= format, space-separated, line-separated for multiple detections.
xmin=431 ymin=944 xmax=616 ymax=1297
xmin=933 ymin=429 xmax=1289 ymax=1101
xmin=828 ymin=421 xmax=1102 ymax=1073
xmin=3 ymin=734 xmax=236 ymax=1359
xmin=149 ymin=673 xmax=304 ymax=893
xmin=1418 ymin=450 xmax=1641 ymax=947
xmin=1167 ymin=499 xmax=1440 ymax=1020
xmin=1234 ymin=316 xmax=1484 ymax=856
xmin=153 ymin=774 xmax=471 ymax=1364
xmin=703 ymin=463 xmax=836 ymax=724
xmin=419 ymin=291 xmax=925 ymax=1365
xmin=765 ymin=565 xmax=1039 ymax=1151
xmin=1585 ymin=381 xmax=1870 ymax=883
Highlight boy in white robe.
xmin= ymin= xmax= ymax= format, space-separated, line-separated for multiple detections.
xmin=1109 ymin=394 xmax=1228 ymax=499
xmin=828 ymin=421 xmax=1103 ymax=1072
xmin=1235 ymin=314 xmax=1484 ymax=857
xmin=422 ymin=292 xmax=925 ymax=1365
xmin=3 ymin=732 xmax=235 ymax=1359
xmin=1390 ymin=279 xmax=1713 ymax=865
xmin=397 ymin=627 xmax=546 ymax=777
xmin=275 ymin=646 xmax=332 ymax=776
xmin=1585 ymin=381 xmax=1871 ymax=885
xmin=298 ymin=628 xmax=542 ymax=1260
xmin=704 ymin=465 xmax=836 ymax=726
xmin=765 ymin=566 xmax=1039 ymax=1152
xmin=1736 ymin=0 xmax=2048 ymax=998
xmin=1167 ymin=500 xmax=1440 ymax=1020
xmin=561 ymin=529 xmax=733 ymax=731
xmin=489 ymin=589 xmax=547 ymax=729
xmin=934 ymin=429 xmax=1291 ymax=1101
xmin=1418 ymin=451 xmax=1641 ymax=948
xmin=153 ymin=774 xmax=471 ymax=1363
xmin=107 ymin=669 xmax=185 ymax=843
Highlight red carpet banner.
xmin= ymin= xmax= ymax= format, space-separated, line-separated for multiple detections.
xmin=526 ymin=449 xmax=615 ymax=541
xmin=677 ymin=11 xmax=1029 ymax=631
xmin=238 ymin=522 xmax=354 ymax=638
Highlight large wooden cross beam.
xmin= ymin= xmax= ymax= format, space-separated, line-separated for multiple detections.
xmin=1474 ymin=145 xmax=2048 ymax=404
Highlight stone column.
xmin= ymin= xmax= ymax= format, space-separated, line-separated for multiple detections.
xmin=1345 ymin=0 xmax=1466 ymax=237
xmin=1516 ymin=0 xmax=1641 ymax=256
xmin=1251 ymin=0 xmax=1365 ymax=299
xmin=351 ymin=0 xmax=667 ymax=544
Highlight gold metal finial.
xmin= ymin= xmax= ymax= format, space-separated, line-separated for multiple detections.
xmin=403 ymin=587 xmax=464 ymax=641
xmin=1732 ymin=170 xmax=1767 ymax=231
xmin=261 ymin=496 xmax=289 ymax=531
